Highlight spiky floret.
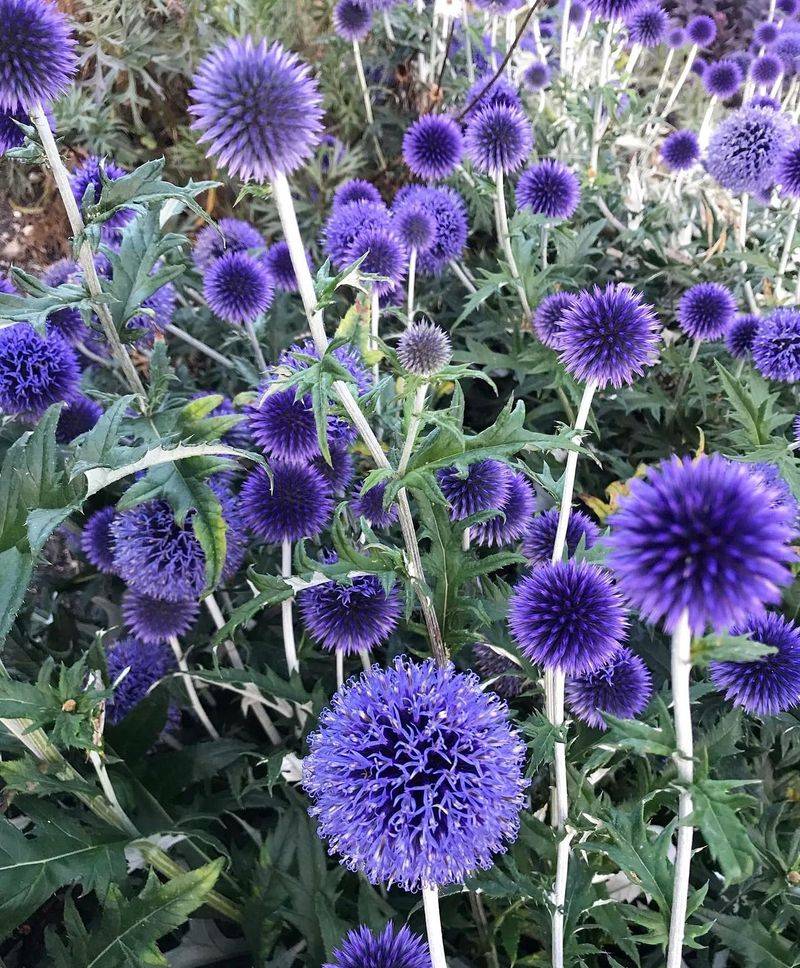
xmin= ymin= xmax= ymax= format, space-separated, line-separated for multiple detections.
xmin=515 ymin=159 xmax=581 ymax=219
xmin=56 ymin=394 xmax=102 ymax=443
xmin=323 ymin=924 xmax=431 ymax=968
xmin=677 ymin=282 xmax=737 ymax=341
xmin=0 ymin=101 xmax=51 ymax=152
xmin=725 ymin=313 xmax=760 ymax=358
xmin=105 ymin=637 xmax=175 ymax=725
xmin=0 ymin=323 xmax=79 ymax=418
xmin=193 ymin=218 xmax=265 ymax=269
xmin=80 ymin=506 xmax=117 ymax=574
xmin=346 ymin=226 xmax=407 ymax=297
xmin=532 ymin=291 xmax=576 ymax=349
xmin=752 ymin=307 xmax=800 ymax=381
xmin=778 ymin=140 xmax=800 ymax=197
xmin=391 ymin=185 xmax=468 ymax=275
xmin=521 ymin=507 xmax=600 ymax=564
xmin=70 ymin=155 xmax=132 ymax=233
xmin=332 ymin=0 xmax=372 ymax=41
xmin=703 ymin=58 xmax=744 ymax=98
xmin=706 ymin=104 xmax=794 ymax=194
xmin=349 ymin=479 xmax=398 ymax=528
xmin=437 ymin=460 xmax=512 ymax=520
xmin=464 ymin=101 xmax=533 ymax=175
xmin=626 ymin=3 xmax=669 ymax=46
xmin=203 ymin=251 xmax=274 ymax=324
xmin=323 ymin=199 xmax=391 ymax=269
xmin=402 ymin=113 xmax=464 ymax=181
xmin=239 ymin=462 xmax=334 ymax=543
xmin=0 ymin=0 xmax=77 ymax=111
xmin=397 ymin=319 xmax=452 ymax=375
xmin=332 ymin=178 xmax=382 ymax=210
xmin=298 ymin=573 xmax=401 ymax=654
xmin=661 ymin=129 xmax=700 ymax=171
xmin=472 ymin=470 xmax=536 ymax=547
xmin=566 ymin=646 xmax=653 ymax=729
xmin=121 ymin=589 xmax=200 ymax=644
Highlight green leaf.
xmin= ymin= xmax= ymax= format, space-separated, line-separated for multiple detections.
xmin=715 ymin=362 xmax=784 ymax=447
xmin=0 ymin=547 xmax=34 ymax=645
xmin=70 ymin=395 xmax=144 ymax=477
xmin=0 ymin=268 xmax=92 ymax=330
xmin=692 ymin=631 xmax=778 ymax=666
xmin=713 ymin=912 xmax=799 ymax=967
xmin=689 ymin=778 xmax=760 ymax=885
xmin=520 ymin=712 xmax=562 ymax=775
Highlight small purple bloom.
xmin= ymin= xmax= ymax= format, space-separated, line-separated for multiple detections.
xmin=686 ymin=14 xmax=717 ymax=47
xmin=725 ymin=313 xmax=760 ymax=358
xmin=41 ymin=258 xmax=87 ymax=342
xmin=204 ymin=251 xmax=274 ymax=324
xmin=751 ymin=53 xmax=783 ymax=86
xmin=391 ymin=185 xmax=468 ymax=275
xmin=264 ymin=240 xmax=309 ymax=292
xmin=56 ymin=394 xmax=102 ymax=443
xmin=323 ymin=924 xmax=430 ymax=968
xmin=324 ymin=199 xmax=391 ymax=269
xmin=350 ymin=479 xmax=398 ymax=528
xmin=754 ymin=21 xmax=780 ymax=47
xmin=333 ymin=0 xmax=372 ymax=41
xmin=752 ymin=307 xmax=800 ymax=380
xmin=239 ymin=462 xmax=334 ymax=543
xmin=0 ymin=0 xmax=77 ymax=111
xmin=704 ymin=58 xmax=743 ymax=98
xmin=472 ymin=470 xmax=536 ymax=547
xmin=247 ymin=384 xmax=351 ymax=462
xmin=532 ymin=291 xmax=576 ymax=349
xmin=346 ymin=226 xmax=407 ymax=297
xmin=566 ymin=646 xmax=653 ymax=729
xmin=403 ymin=113 xmax=464 ymax=181
xmin=464 ymin=74 xmax=523 ymax=114
xmin=677 ymin=282 xmax=737 ymax=340
xmin=397 ymin=318 xmax=451 ymax=375
xmin=778 ymin=140 xmax=800 ymax=196
xmin=279 ymin=337 xmax=372 ymax=396
xmin=523 ymin=61 xmax=551 ymax=90
xmin=0 ymin=101 xmax=51 ymax=153
xmin=522 ymin=506 xmax=600 ymax=565
xmin=193 ymin=218 xmax=265 ymax=270
xmin=299 ymin=572 xmax=401 ymax=654
xmin=627 ymin=3 xmax=669 ymax=47
xmin=585 ymin=0 xmax=645 ymax=19
xmin=81 ymin=506 xmax=117 ymax=574
xmin=516 ymin=159 xmax=581 ymax=220
xmin=394 ymin=203 xmax=436 ymax=252
xmin=105 ymin=637 xmax=175 ymax=725
xmin=122 ymin=588 xmax=199 ymax=645
xmin=332 ymin=178 xmax=382 ymax=210
xmin=310 ymin=443 xmax=355 ymax=497
xmin=70 ymin=155 xmax=133 ymax=234
xmin=667 ymin=26 xmax=687 ymax=48
xmin=661 ymin=129 xmax=700 ymax=170
xmin=0 ymin=324 xmax=79 ymax=418
xmin=464 ymin=101 xmax=533 ymax=175
xmin=437 ymin=460 xmax=512 ymax=520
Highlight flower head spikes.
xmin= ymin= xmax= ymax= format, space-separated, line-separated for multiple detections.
xmin=463 ymin=74 xmax=523 ymax=114
xmin=661 ymin=129 xmax=700 ymax=170
xmin=310 ymin=443 xmax=355 ymax=497
xmin=522 ymin=506 xmax=600 ymax=564
xmin=627 ymin=3 xmax=669 ymax=47
xmin=725 ymin=313 xmax=760 ymax=358
xmin=706 ymin=104 xmax=794 ymax=194
xmin=105 ymin=637 xmax=174 ymax=725
xmin=0 ymin=324 xmax=79 ymax=418
xmin=778 ymin=141 xmax=800 ymax=196
xmin=80 ymin=507 xmax=117 ymax=574
xmin=585 ymin=0 xmax=646 ymax=19
xmin=566 ymin=646 xmax=653 ymax=729
xmin=0 ymin=101 xmax=50 ymax=153
xmin=303 ymin=657 xmax=528 ymax=890
xmin=667 ymin=26 xmax=687 ymax=47
xmin=247 ymin=384 xmax=342 ymax=462
xmin=332 ymin=178 xmax=382 ymax=210
xmin=189 ymin=37 xmax=324 ymax=182
xmin=437 ymin=460 xmax=512 ymax=520
xmin=391 ymin=185 xmax=468 ymax=275
xmin=279 ymin=338 xmax=372 ymax=396
xmin=239 ymin=462 xmax=334 ymax=543
xmin=350 ymin=479 xmax=398 ymax=528
xmin=394 ymin=204 xmax=436 ymax=253
xmin=686 ymin=14 xmax=717 ymax=46
xmin=751 ymin=54 xmax=783 ymax=86
xmin=203 ymin=251 xmax=274 ymax=324
xmin=532 ymin=291 xmax=576 ymax=348
xmin=607 ymin=454 xmax=795 ymax=632
xmin=323 ymin=924 xmax=431 ymax=968
xmin=754 ymin=21 xmax=780 ymax=47
xmin=193 ymin=218 xmax=265 ymax=269
xmin=333 ymin=0 xmax=372 ymax=41
xmin=704 ymin=58 xmax=744 ymax=98
xmin=122 ymin=589 xmax=200 ymax=645
xmin=677 ymin=282 xmax=737 ymax=341
xmin=473 ymin=644 xmax=523 ymax=699
xmin=472 ymin=470 xmax=536 ymax=547
xmin=56 ymin=395 xmax=102 ymax=443
xmin=516 ymin=159 xmax=581 ymax=220
xmin=397 ymin=319 xmax=452 ymax=375
xmin=0 ymin=0 xmax=77 ymax=111
xmin=523 ymin=61 xmax=551 ymax=90
xmin=324 ymin=199 xmax=391 ymax=269
xmin=752 ymin=307 xmax=800 ymax=380
xmin=464 ymin=102 xmax=533 ymax=175
xmin=745 ymin=461 xmax=799 ymax=522
xmin=402 ymin=114 xmax=464 ymax=181
xmin=264 ymin=239 xmax=309 ymax=292
xmin=346 ymin=226 xmax=407 ymax=296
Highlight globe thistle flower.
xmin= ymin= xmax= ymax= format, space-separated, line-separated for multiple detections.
xmin=570 ymin=1 xmax=588 ymax=24
xmin=0 ymin=101 xmax=51 ymax=153
xmin=661 ymin=129 xmax=700 ymax=171
xmin=509 ymin=560 xmax=627 ymax=674
xmin=752 ymin=307 xmax=800 ymax=380
xmin=749 ymin=93 xmax=782 ymax=110
xmin=323 ymin=199 xmax=391 ymax=269
xmin=333 ymin=0 xmax=372 ymax=41
xmin=190 ymin=37 xmax=323 ymax=182
xmin=751 ymin=53 xmax=783 ymax=86
xmin=464 ymin=74 xmax=523 ymax=114
xmin=303 ymin=657 xmax=528 ymax=890
xmin=41 ymin=259 xmax=87 ymax=342
xmin=523 ymin=61 xmax=551 ymax=90
xmin=667 ymin=26 xmax=687 ymax=48
xmin=686 ymin=14 xmax=717 ymax=46
xmin=0 ymin=324 xmax=79 ymax=418
xmin=324 ymin=924 xmax=430 ymax=968
xmin=627 ymin=3 xmax=669 ymax=47
xmin=558 ymin=284 xmax=661 ymax=388
xmin=193 ymin=218 xmax=265 ymax=270
xmin=350 ymin=479 xmax=398 ymax=528
xmin=754 ymin=21 xmax=780 ymax=47
xmin=279 ymin=337 xmax=372 ymax=396
xmin=203 ymin=251 xmax=274 ymax=324
xmin=70 ymin=155 xmax=133 ymax=234
xmin=397 ymin=319 xmax=451 ymax=375
xmin=122 ymin=589 xmax=200 ymax=645
xmin=0 ymin=0 xmax=77 ymax=111
xmin=264 ymin=240 xmax=310 ymax=292
xmin=105 ymin=637 xmax=175 ymax=725
xmin=437 ymin=460 xmax=512 ymax=520
xmin=774 ymin=34 xmax=800 ymax=76
xmin=346 ymin=227 xmax=407 ymax=297
xmin=332 ymin=178 xmax=382 ymax=210
xmin=710 ymin=612 xmax=800 ymax=716
xmin=391 ymin=186 xmax=468 ymax=275
xmin=473 ymin=644 xmax=523 ymax=699
xmin=56 ymin=394 xmax=102 ymax=444
xmin=239 ymin=462 xmax=334 ymax=543
xmin=522 ymin=506 xmax=600 ymax=565
xmin=677 ymin=282 xmax=737 ymax=341
xmin=745 ymin=461 xmax=800 ymax=522
xmin=464 ymin=102 xmax=533 ymax=175
xmin=706 ymin=105 xmax=794 ymax=194
xmin=584 ymin=0 xmax=646 ymax=18
xmin=80 ymin=506 xmax=117 ymax=574
xmin=777 ymin=141 xmax=800 ymax=196
xmin=704 ymin=58 xmax=744 ymax=98
xmin=299 ymin=572 xmax=401 ymax=655
xmin=691 ymin=56 xmax=708 ymax=78
xmin=247 ymin=385 xmax=350 ymax=462
xmin=472 ymin=470 xmax=536 ymax=548
xmin=607 ymin=454 xmax=795 ymax=633
xmin=779 ymin=0 xmax=800 ymax=14
xmin=402 ymin=113 xmax=464 ymax=182
xmin=725 ymin=313 xmax=760 ymax=357
xmin=394 ymin=204 xmax=436 ymax=253
xmin=310 ymin=443 xmax=355 ymax=497
xmin=566 ymin=646 xmax=653 ymax=729
xmin=532 ymin=291 xmax=576 ymax=349
xmin=516 ymin=159 xmax=581 ymax=220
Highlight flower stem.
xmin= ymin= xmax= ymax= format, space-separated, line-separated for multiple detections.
xmin=423 ymin=884 xmax=449 ymax=968
xmin=646 ymin=47 xmax=675 ymax=127
xmin=168 ymin=636 xmax=220 ymax=740
xmin=540 ymin=224 xmax=549 ymax=272
xmin=777 ymin=198 xmax=800 ymax=293
xmin=408 ymin=247 xmax=418 ymax=323
xmin=398 ymin=383 xmax=428 ymax=476
xmin=589 ymin=23 xmax=615 ymax=179
xmin=336 ymin=649 xmax=345 ymax=689
xmin=244 ymin=317 xmax=268 ymax=373
xmin=450 ymin=259 xmax=478 ymax=293
xmin=560 ymin=0 xmax=573 ymax=74
xmin=164 ymin=322 xmax=235 ymax=369
xmin=660 ymin=45 xmax=698 ymax=120
xmin=352 ymin=41 xmax=387 ymax=169
xmin=463 ymin=7 xmax=475 ymax=83
xmin=281 ymin=539 xmax=299 ymax=675
xmin=495 ymin=170 xmax=531 ymax=317
xmin=698 ymin=96 xmax=717 ymax=151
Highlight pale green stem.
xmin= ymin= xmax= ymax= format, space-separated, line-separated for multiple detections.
xmin=165 ymin=322 xmax=235 ymax=369
xmin=281 ymin=539 xmax=298 ymax=676
xmin=168 ymin=636 xmax=220 ymax=740
xmin=353 ymin=41 xmax=387 ymax=168
xmin=408 ymin=247 xmax=417 ymax=324
xmin=495 ymin=169 xmax=531 ymax=317
xmin=244 ymin=317 xmax=267 ymax=373
xmin=660 ymin=45 xmax=698 ymax=119
xmin=778 ymin=198 xmax=800 ymax=292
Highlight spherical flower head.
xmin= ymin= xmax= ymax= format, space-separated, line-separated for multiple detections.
xmin=704 ymin=58 xmax=744 ymax=98
xmin=437 ymin=460 xmax=512 ymax=521
xmin=751 ymin=53 xmax=782 ymax=86
xmin=391 ymin=186 xmax=468 ymax=275
xmin=0 ymin=323 xmax=79 ymax=418
xmin=333 ymin=0 xmax=372 ymax=41
xmin=0 ymin=0 xmax=77 ymax=111
xmin=299 ymin=573 xmax=401 ymax=655
xmin=570 ymin=1 xmax=588 ymax=24
xmin=304 ymin=657 xmax=528 ymax=890
xmin=56 ymin=394 xmax=102 ymax=444
xmin=566 ymin=646 xmax=653 ymax=729
xmin=778 ymin=140 xmax=800 ymax=196
xmin=706 ymin=105 xmax=794 ymax=194
xmin=516 ymin=159 xmax=581 ymax=220
xmin=667 ymin=26 xmax=687 ymax=48
xmin=752 ymin=307 xmax=800 ymax=380
xmin=347 ymin=227 xmax=407 ymax=297
xmin=686 ymin=14 xmax=717 ymax=46
xmin=397 ymin=319 xmax=452 ymax=375
xmin=523 ymin=61 xmax=551 ymax=90
xmin=607 ymin=454 xmax=795 ymax=633
xmin=239 ymin=462 xmax=334 ymax=543
xmin=264 ymin=239 xmax=309 ymax=292
xmin=779 ymin=0 xmax=800 ymax=14
xmin=403 ymin=113 xmax=464 ymax=181
xmin=558 ymin=284 xmax=660 ymax=388
xmin=522 ymin=506 xmax=600 ymax=564
xmin=324 ymin=199 xmax=391 ymax=269
xmin=324 ymin=924 xmax=430 ymax=968
xmin=710 ymin=612 xmax=800 ymax=716
xmin=464 ymin=74 xmax=522 ymax=115
xmin=70 ymin=155 xmax=132 ymax=233
xmin=627 ymin=3 xmax=669 ymax=47
xmin=745 ymin=461 xmax=800 ymax=523
xmin=350 ymin=479 xmax=398 ymax=528
xmin=464 ymin=101 xmax=533 ymax=176
xmin=774 ymin=34 xmax=800 ymax=77
xmin=248 ymin=384 xmax=352 ymax=462
xmin=0 ymin=101 xmax=50 ymax=153
xmin=661 ymin=129 xmax=700 ymax=171
xmin=472 ymin=470 xmax=536 ymax=547
xmin=203 ymin=250 xmax=274 ymax=324
xmin=532 ymin=291 xmax=576 ymax=349
xmin=394 ymin=203 xmax=436 ymax=252
xmin=310 ymin=442 xmax=355 ymax=497
xmin=677 ymin=282 xmax=737 ymax=341
xmin=755 ymin=21 xmax=780 ymax=47
xmin=279 ymin=337 xmax=372 ymax=396
xmin=193 ymin=217 xmax=264 ymax=270
xmin=80 ymin=506 xmax=117 ymax=574
xmin=189 ymin=36 xmax=324 ymax=182
xmin=585 ymin=0 xmax=645 ymax=19
xmin=105 ymin=637 xmax=174 ymax=725
xmin=725 ymin=313 xmax=760 ymax=358
xmin=332 ymin=178 xmax=382 ymax=210
xmin=749 ymin=93 xmax=782 ymax=110
xmin=122 ymin=589 xmax=199 ymax=645
xmin=473 ymin=644 xmax=523 ymax=699
xmin=509 ymin=560 xmax=627 ymax=674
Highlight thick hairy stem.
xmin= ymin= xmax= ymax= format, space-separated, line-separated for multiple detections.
xmin=164 ymin=322 xmax=235 ymax=369
xmin=281 ymin=539 xmax=299 ymax=675
xmin=244 ymin=317 xmax=267 ymax=373
xmin=666 ymin=611 xmax=694 ymax=968
xmin=398 ymin=383 xmax=428 ymax=476
xmin=423 ymin=885 xmax=449 ymax=968
xmin=353 ymin=41 xmax=387 ymax=168
xmin=495 ymin=170 xmax=531 ymax=317
xmin=29 ymin=105 xmax=146 ymax=400
xmin=408 ymin=247 xmax=417 ymax=323
xmin=168 ymin=637 xmax=220 ymax=740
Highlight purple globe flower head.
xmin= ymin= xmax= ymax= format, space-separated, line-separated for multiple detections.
xmin=391 ymin=185 xmax=468 ymax=275
xmin=333 ymin=0 xmax=372 ymax=41
xmin=570 ymin=1 xmax=588 ymax=24
xmin=778 ymin=140 xmax=800 ymax=195
xmin=41 ymin=258 xmax=87 ymax=342
xmin=70 ymin=155 xmax=133 ymax=234
xmin=677 ymin=282 xmax=737 ymax=341
xmin=56 ymin=394 xmax=102 ymax=444
xmin=704 ymin=58 xmax=744 ymax=98
xmin=304 ymin=657 xmax=528 ymax=890
xmin=751 ymin=53 xmax=783 ymax=86
xmin=464 ymin=74 xmax=523 ymax=114
xmin=0 ymin=101 xmax=51 ymax=153
xmin=263 ymin=239 xmax=310 ymax=292
xmin=0 ymin=275 xmax=13 ymax=295
xmin=239 ymin=461 xmax=334 ymax=543
xmin=725 ymin=312 xmax=760 ymax=357
xmin=324 ymin=924 xmax=430 ymax=968
xmin=661 ymin=129 xmax=700 ymax=170
xmin=627 ymin=3 xmax=669 ymax=47
xmin=394 ymin=203 xmax=436 ymax=253
xmin=691 ymin=55 xmax=708 ymax=77
xmin=532 ymin=291 xmax=576 ymax=349
xmin=667 ymin=25 xmax=687 ymax=48
xmin=248 ymin=383 xmax=354 ymax=462
xmin=105 ymin=637 xmax=175 ymax=725
xmin=437 ymin=460 xmax=512 ymax=520
xmin=122 ymin=588 xmax=199 ymax=645
xmin=350 ymin=479 xmax=398 ymax=528
xmin=509 ymin=560 xmax=628 ymax=674
xmin=189 ymin=36 xmax=324 ymax=183
xmin=397 ymin=318 xmax=452 ymax=375
xmin=332 ymin=178 xmax=382 ymax=210
xmin=203 ymin=250 xmax=274 ymax=324
xmin=558 ymin=284 xmax=661 ymax=388
xmin=566 ymin=646 xmax=653 ymax=729
xmin=310 ymin=442 xmax=355 ymax=497
xmin=464 ymin=101 xmax=533 ymax=175
xmin=473 ymin=644 xmax=523 ymax=699
xmin=706 ymin=104 xmax=794 ymax=194
xmin=0 ymin=0 xmax=77 ymax=111
xmin=774 ymin=33 xmax=800 ymax=76
xmin=755 ymin=21 xmax=780 ymax=47
xmin=521 ymin=506 xmax=600 ymax=565
xmin=402 ymin=113 xmax=464 ymax=181
xmin=585 ymin=0 xmax=646 ymax=19
xmin=81 ymin=506 xmax=117 ymax=574
xmin=472 ymin=470 xmax=536 ymax=547
xmin=279 ymin=337 xmax=372 ymax=396
xmin=686 ymin=14 xmax=717 ymax=46
xmin=193 ymin=217 xmax=265 ymax=270
xmin=346 ymin=226 xmax=407 ymax=297
xmin=779 ymin=0 xmax=800 ymax=14
xmin=516 ymin=159 xmax=581 ymax=220
xmin=523 ymin=61 xmax=551 ymax=90
xmin=745 ymin=461 xmax=800 ymax=522
xmin=752 ymin=307 xmax=800 ymax=380
xmin=0 ymin=324 xmax=79 ymax=418
xmin=324 ymin=199 xmax=391 ymax=269
xmin=749 ymin=93 xmax=782 ymax=109
xmin=710 ymin=612 xmax=800 ymax=716
xmin=607 ymin=454 xmax=795 ymax=633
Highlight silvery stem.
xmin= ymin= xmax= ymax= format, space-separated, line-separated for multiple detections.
xmin=698 ymin=96 xmax=717 ymax=150
xmin=777 ymin=197 xmax=800 ymax=290
xmin=359 ymin=649 xmax=371 ymax=672
xmin=336 ymin=649 xmax=345 ymax=690
xmin=371 ymin=290 xmax=381 ymax=384
xmin=450 ymin=259 xmax=478 ymax=293
xmin=646 ymin=47 xmax=674 ymax=127
xmin=490 ymin=16 xmax=499 ymax=71
xmin=560 ymin=0 xmax=573 ymax=73
xmin=353 ymin=41 xmax=387 ymax=168
xmin=463 ymin=7 xmax=475 ymax=83
xmin=550 ymin=381 xmax=597 ymax=563
xmin=244 ymin=317 xmax=267 ymax=373
xmin=738 ymin=193 xmax=758 ymax=313
xmin=423 ymin=885 xmax=449 ymax=968
xmin=495 ymin=169 xmax=531 ymax=317
xmin=382 ymin=9 xmax=395 ymax=41
xmin=398 ymin=382 xmax=428 ymax=476
xmin=541 ymin=224 xmax=549 ymax=271
xmin=408 ymin=247 xmax=417 ymax=323
xmin=165 ymin=322 xmax=235 ymax=369
xmin=168 ymin=636 xmax=220 ymax=740
xmin=589 ymin=23 xmax=615 ymax=178
xmin=624 ymin=42 xmax=642 ymax=78
xmin=281 ymin=539 xmax=299 ymax=675
xmin=660 ymin=45 xmax=698 ymax=119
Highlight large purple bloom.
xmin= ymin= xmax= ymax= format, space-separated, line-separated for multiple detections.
xmin=566 ymin=646 xmax=653 ymax=729
xmin=304 ymin=658 xmax=528 ymax=890
xmin=752 ymin=307 xmax=800 ymax=381
xmin=204 ymin=251 xmax=274 ymax=324
xmin=437 ymin=460 xmax=511 ymax=520
xmin=677 ymin=282 xmax=737 ymax=341
xmin=516 ymin=160 xmax=581 ymax=220
xmin=626 ymin=3 xmax=668 ymax=46
xmin=402 ymin=113 xmax=464 ymax=181
xmin=0 ymin=0 xmax=77 ymax=111
xmin=324 ymin=924 xmax=430 ymax=968
xmin=0 ymin=323 xmax=79 ymax=418
xmin=324 ymin=199 xmax=391 ymax=269
xmin=239 ymin=462 xmax=334 ymax=543
xmin=472 ymin=470 xmax=536 ymax=547
xmin=522 ymin=507 xmax=600 ymax=565
xmin=298 ymin=573 xmax=401 ymax=654
xmin=706 ymin=105 xmax=794 ymax=194
xmin=464 ymin=101 xmax=533 ymax=175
